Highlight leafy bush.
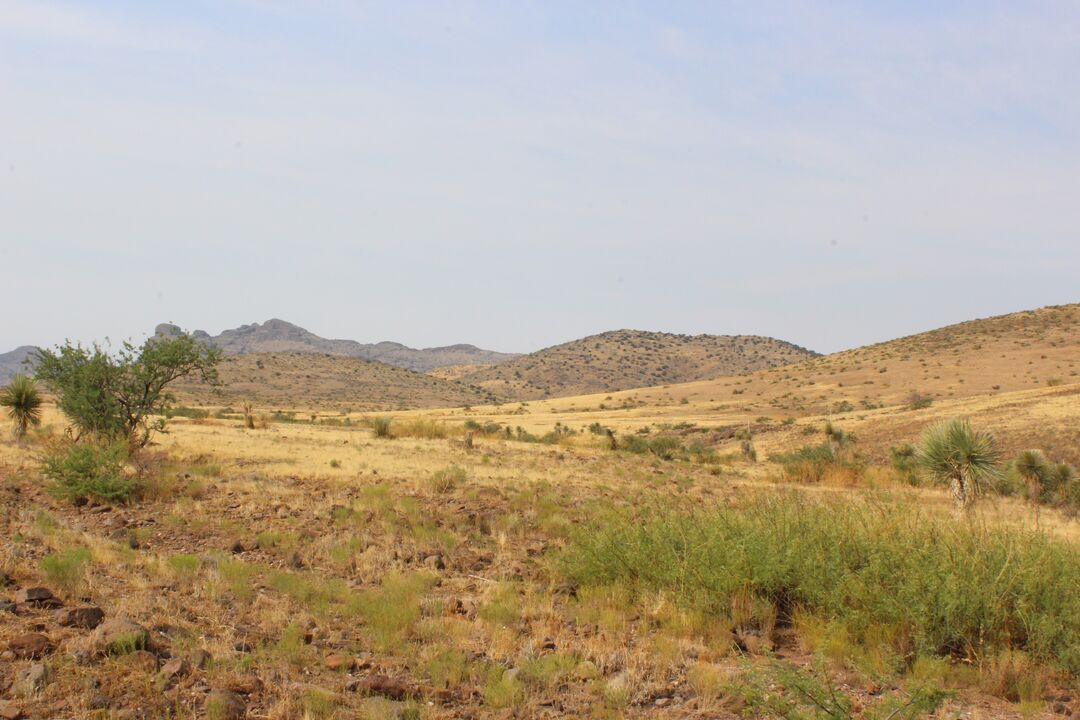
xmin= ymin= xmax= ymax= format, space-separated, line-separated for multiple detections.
xmin=35 ymin=334 xmax=221 ymax=447
xmin=563 ymin=492 xmax=1080 ymax=674
xmin=42 ymin=440 xmax=136 ymax=503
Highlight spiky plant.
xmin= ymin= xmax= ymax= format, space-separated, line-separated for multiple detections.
xmin=1047 ymin=462 xmax=1077 ymax=505
xmin=916 ymin=418 xmax=999 ymax=511
xmin=1014 ymin=449 xmax=1049 ymax=527
xmin=0 ymin=374 xmax=44 ymax=442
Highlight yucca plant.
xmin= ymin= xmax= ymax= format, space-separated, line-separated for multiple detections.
xmin=1014 ymin=450 xmax=1050 ymax=527
xmin=0 ymin=374 xmax=43 ymax=443
xmin=916 ymin=418 xmax=999 ymax=511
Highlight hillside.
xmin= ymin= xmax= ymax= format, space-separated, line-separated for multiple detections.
xmin=0 ymin=346 xmax=39 ymax=384
xmin=170 ymin=352 xmax=499 ymax=410
xmin=437 ymin=303 xmax=1080 ymax=465
xmin=156 ymin=319 xmax=519 ymax=372
xmin=459 ymin=330 xmax=818 ymax=399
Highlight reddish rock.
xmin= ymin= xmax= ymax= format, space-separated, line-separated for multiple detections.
xmin=90 ymin=618 xmax=150 ymax=656
xmin=347 ymin=674 xmax=415 ymax=700
xmin=0 ymin=701 xmax=24 ymax=720
xmin=324 ymin=653 xmax=352 ymax=672
xmin=206 ymin=689 xmax=245 ymax=720
xmin=229 ymin=674 xmax=263 ymax=695
xmin=9 ymin=633 xmax=52 ymax=659
xmin=55 ymin=606 xmax=105 ymax=629
xmin=159 ymin=657 xmax=190 ymax=688
xmin=14 ymin=587 xmax=59 ymax=607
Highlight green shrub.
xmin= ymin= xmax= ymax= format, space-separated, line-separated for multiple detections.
xmin=562 ymin=492 xmax=1080 ymax=674
xmin=41 ymin=547 xmax=92 ymax=594
xmin=647 ymin=436 xmax=683 ymax=460
xmin=768 ymin=444 xmax=836 ymax=483
xmin=371 ymin=416 xmax=393 ymax=438
xmin=42 ymin=440 xmax=136 ymax=503
xmin=619 ymin=435 xmax=650 ymax=454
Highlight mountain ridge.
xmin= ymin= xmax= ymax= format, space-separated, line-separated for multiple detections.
xmin=155 ymin=319 xmax=520 ymax=373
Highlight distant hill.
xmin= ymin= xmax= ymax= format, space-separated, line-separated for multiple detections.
xmin=569 ymin=303 xmax=1080 ymax=418
xmin=459 ymin=329 xmax=818 ymax=399
xmin=0 ymin=346 xmax=39 ymax=384
xmin=170 ymin=352 xmax=500 ymax=410
xmin=156 ymin=319 xmax=519 ymax=372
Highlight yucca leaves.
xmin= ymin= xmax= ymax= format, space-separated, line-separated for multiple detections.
xmin=0 ymin=374 xmax=43 ymax=441
xmin=916 ymin=418 xmax=999 ymax=510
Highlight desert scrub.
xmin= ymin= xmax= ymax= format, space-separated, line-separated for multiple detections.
xmin=369 ymin=416 xmax=394 ymax=438
xmin=428 ymin=465 xmax=466 ymax=494
xmin=41 ymin=439 xmax=137 ymax=503
xmin=562 ymin=492 xmax=1080 ymax=674
xmin=41 ymin=547 xmax=92 ymax=595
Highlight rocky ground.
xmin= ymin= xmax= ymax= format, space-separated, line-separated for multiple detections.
xmin=1 ymin=418 xmax=1076 ymax=719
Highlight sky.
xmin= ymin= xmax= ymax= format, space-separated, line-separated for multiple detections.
xmin=2 ymin=1 xmax=1079 ymax=355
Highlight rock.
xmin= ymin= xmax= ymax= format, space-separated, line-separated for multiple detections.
xmin=160 ymin=657 xmax=189 ymax=687
xmin=189 ymin=648 xmax=212 ymax=669
xmin=347 ymin=674 xmax=414 ymax=700
xmin=0 ymin=701 xmax=24 ymax=720
xmin=233 ymin=641 xmax=254 ymax=653
xmin=12 ymin=663 xmax=49 ymax=697
xmin=0 ymin=570 xmax=12 ymax=587
xmin=55 ymin=605 xmax=105 ymax=629
xmin=0 ymin=600 xmax=16 ymax=614
xmin=90 ymin=618 xmax=151 ymax=656
xmin=504 ymin=668 xmax=521 ymax=683
xmin=423 ymin=555 xmax=446 ymax=571
xmin=288 ymin=552 xmax=304 ymax=569
xmin=87 ymin=693 xmax=111 ymax=710
xmin=229 ymin=674 xmax=262 ymax=695
xmin=9 ymin=633 xmax=52 ymax=659
xmin=205 ymin=689 xmax=246 ymax=720
xmin=14 ymin=587 xmax=58 ymax=606
xmin=324 ymin=653 xmax=353 ymax=672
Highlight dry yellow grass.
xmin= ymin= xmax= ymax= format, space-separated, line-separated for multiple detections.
xmin=2 ymin=304 xmax=1078 ymax=718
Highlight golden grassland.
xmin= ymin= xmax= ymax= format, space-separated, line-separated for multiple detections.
xmin=2 ymin=304 xmax=1080 ymax=718
xmin=2 ymin=372 xmax=1079 ymax=719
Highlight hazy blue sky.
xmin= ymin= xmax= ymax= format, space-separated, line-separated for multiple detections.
xmin=2 ymin=1 xmax=1078 ymax=354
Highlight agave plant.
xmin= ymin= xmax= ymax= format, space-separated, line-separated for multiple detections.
xmin=0 ymin=374 xmax=44 ymax=442
xmin=916 ymin=418 xmax=999 ymax=511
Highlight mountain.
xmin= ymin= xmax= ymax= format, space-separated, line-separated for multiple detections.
xmin=170 ymin=352 xmax=500 ymax=409
xmin=458 ymin=329 xmax=819 ymax=399
xmin=0 ymin=346 xmax=39 ymax=384
xmin=155 ymin=319 xmax=519 ymax=372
